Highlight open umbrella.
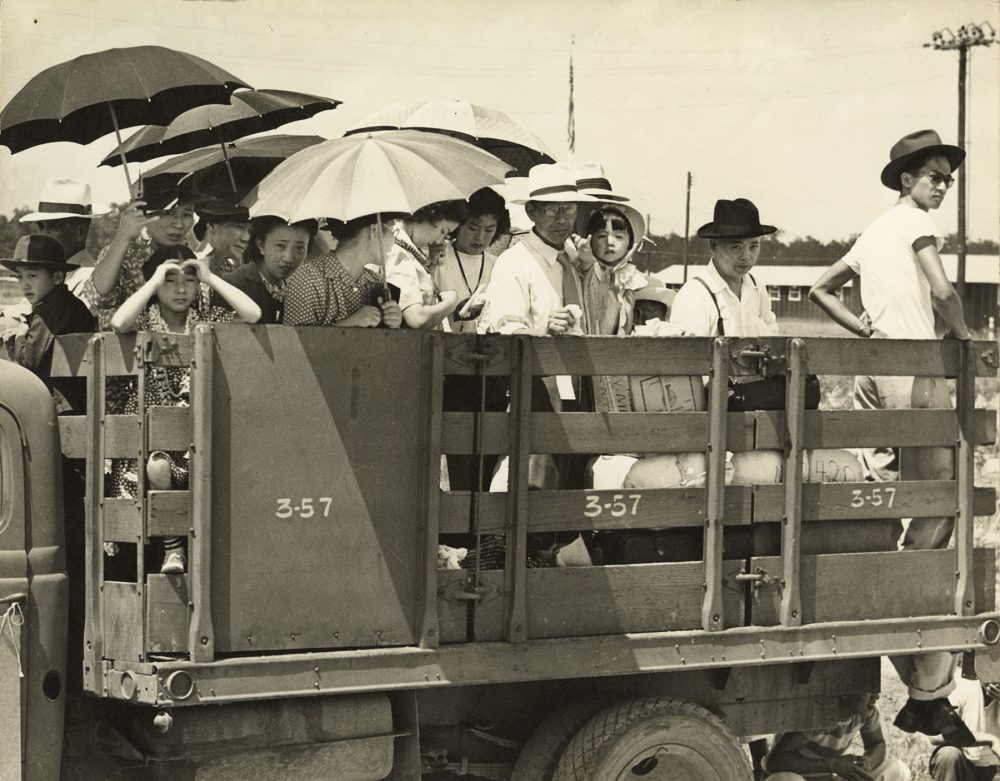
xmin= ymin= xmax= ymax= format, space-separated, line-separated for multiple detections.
xmin=139 ymin=134 xmax=325 ymax=202
xmin=250 ymin=130 xmax=513 ymax=295
xmin=345 ymin=99 xmax=556 ymax=176
xmin=100 ymin=89 xmax=341 ymax=190
xmin=0 ymin=46 xmax=250 ymax=191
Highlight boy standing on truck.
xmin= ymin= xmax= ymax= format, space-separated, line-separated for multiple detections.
xmin=809 ymin=130 xmax=975 ymax=741
xmin=1 ymin=234 xmax=95 ymax=412
xmin=764 ymin=693 xmax=910 ymax=780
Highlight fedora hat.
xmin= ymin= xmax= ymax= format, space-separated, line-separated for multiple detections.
xmin=512 ymin=163 xmax=596 ymax=204
xmin=20 ymin=178 xmax=109 ymax=222
xmin=880 ymin=129 xmax=965 ymax=190
xmin=574 ymin=162 xmax=630 ymax=202
xmin=697 ymin=198 xmax=776 ymax=240
xmin=1 ymin=234 xmax=78 ymax=272
xmin=193 ymin=198 xmax=251 ymax=241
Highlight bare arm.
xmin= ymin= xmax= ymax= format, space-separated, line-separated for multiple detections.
xmin=765 ymin=732 xmax=872 ymax=780
xmin=92 ymin=201 xmax=154 ymax=296
xmin=401 ymin=290 xmax=459 ymax=329
xmin=809 ymin=260 xmax=871 ymax=337
xmin=860 ymin=721 xmax=887 ymax=773
xmin=110 ymin=265 xmax=168 ymax=333
xmin=912 ymin=237 xmax=973 ymax=339
xmin=191 ymin=261 xmax=262 ymax=323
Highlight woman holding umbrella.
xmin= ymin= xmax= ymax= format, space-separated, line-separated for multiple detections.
xmin=283 ymin=215 xmax=403 ymax=328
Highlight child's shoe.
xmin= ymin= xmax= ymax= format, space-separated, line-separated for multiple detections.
xmin=160 ymin=551 xmax=186 ymax=575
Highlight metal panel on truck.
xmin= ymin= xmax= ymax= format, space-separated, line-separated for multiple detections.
xmin=209 ymin=325 xmax=427 ymax=652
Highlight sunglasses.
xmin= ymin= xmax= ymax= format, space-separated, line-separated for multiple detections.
xmin=922 ymin=171 xmax=955 ymax=189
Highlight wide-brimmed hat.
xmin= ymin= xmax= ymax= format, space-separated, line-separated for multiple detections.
xmin=880 ymin=129 xmax=966 ymax=190
xmin=697 ymin=198 xmax=776 ymax=239
xmin=512 ymin=163 xmax=596 ymax=204
xmin=574 ymin=163 xmax=630 ymax=202
xmin=576 ymin=202 xmax=647 ymax=251
xmin=193 ymin=198 xmax=251 ymax=241
xmin=634 ymin=284 xmax=676 ymax=309
xmin=1 ymin=234 xmax=77 ymax=272
xmin=20 ymin=178 xmax=109 ymax=222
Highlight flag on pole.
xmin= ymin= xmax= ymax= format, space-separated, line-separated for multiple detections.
xmin=567 ymin=36 xmax=575 ymax=158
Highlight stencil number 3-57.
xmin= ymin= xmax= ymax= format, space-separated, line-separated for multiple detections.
xmin=275 ymin=497 xmax=333 ymax=519
xmin=850 ymin=487 xmax=896 ymax=509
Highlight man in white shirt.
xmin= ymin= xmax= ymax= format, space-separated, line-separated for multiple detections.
xmin=479 ymin=163 xmax=594 ymax=337
xmin=809 ymin=130 xmax=975 ymax=744
xmin=929 ymin=672 xmax=1000 ymax=780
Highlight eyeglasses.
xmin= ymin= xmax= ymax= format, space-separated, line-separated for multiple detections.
xmin=923 ymin=171 xmax=955 ymax=189
xmin=539 ymin=203 xmax=579 ymax=218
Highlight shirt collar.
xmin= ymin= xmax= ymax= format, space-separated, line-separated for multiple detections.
xmin=705 ymin=259 xmax=734 ymax=295
xmin=522 ymin=230 xmax=562 ymax=266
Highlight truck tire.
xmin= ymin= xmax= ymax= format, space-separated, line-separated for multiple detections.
xmin=512 ymin=700 xmax=606 ymax=780
xmin=552 ymin=696 xmax=752 ymax=781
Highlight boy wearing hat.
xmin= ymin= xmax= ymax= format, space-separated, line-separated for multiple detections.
xmin=669 ymin=197 xmax=779 ymax=339
xmin=194 ymin=199 xmax=251 ymax=275
xmin=2 ymin=235 xmax=96 ymax=412
xmin=809 ymin=130 xmax=976 ymax=744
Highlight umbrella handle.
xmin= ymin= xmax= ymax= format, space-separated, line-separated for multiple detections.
xmin=108 ymin=103 xmax=135 ymax=196
xmin=216 ymin=130 xmax=239 ymax=193
xmin=375 ymin=212 xmax=391 ymax=301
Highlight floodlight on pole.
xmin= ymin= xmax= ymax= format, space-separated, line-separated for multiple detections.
xmin=925 ymin=21 xmax=997 ymax=298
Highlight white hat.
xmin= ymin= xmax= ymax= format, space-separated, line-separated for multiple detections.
xmin=20 ymin=178 xmax=109 ymax=222
xmin=574 ymin=162 xmax=630 ymax=202
xmin=511 ymin=163 xmax=596 ymax=205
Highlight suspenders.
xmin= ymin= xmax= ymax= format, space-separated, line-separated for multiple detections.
xmin=694 ymin=273 xmax=758 ymax=337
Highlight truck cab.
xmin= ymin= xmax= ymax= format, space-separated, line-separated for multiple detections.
xmin=2 ymin=326 xmax=998 ymax=779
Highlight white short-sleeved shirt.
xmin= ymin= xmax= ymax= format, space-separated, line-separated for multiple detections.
xmin=949 ymin=674 xmax=1000 ymax=766
xmin=668 ymin=259 xmax=779 ymax=338
xmin=385 ymin=226 xmax=437 ymax=314
xmin=841 ymin=203 xmax=944 ymax=340
xmin=479 ymin=231 xmax=564 ymax=335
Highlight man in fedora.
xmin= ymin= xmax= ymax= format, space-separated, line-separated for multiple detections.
xmin=669 ymin=197 xmax=779 ymax=339
xmin=193 ymin=198 xmax=251 ymax=275
xmin=2 ymin=234 xmax=95 ymax=412
xmin=809 ymin=130 xmax=976 ymax=744
xmin=19 ymin=177 xmax=109 ymax=302
xmin=480 ymin=163 xmax=594 ymax=336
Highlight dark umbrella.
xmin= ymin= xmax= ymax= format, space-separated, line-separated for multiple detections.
xmin=100 ymin=89 xmax=341 ymax=190
xmin=139 ymin=135 xmax=325 ymax=203
xmin=345 ymin=99 xmax=556 ymax=176
xmin=0 ymin=45 xmax=250 ymax=191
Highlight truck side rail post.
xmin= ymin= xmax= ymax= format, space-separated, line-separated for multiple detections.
xmin=417 ymin=332 xmax=444 ymax=648
xmin=83 ymin=334 xmax=106 ymax=684
xmin=779 ymin=338 xmax=806 ymax=627
xmin=702 ymin=337 xmax=729 ymax=632
xmin=955 ymin=338 xmax=978 ymax=615
xmin=188 ymin=325 xmax=215 ymax=662
xmin=503 ymin=335 xmax=532 ymax=644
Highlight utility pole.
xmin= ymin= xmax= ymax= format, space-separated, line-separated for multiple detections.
xmin=925 ymin=21 xmax=997 ymax=298
xmin=683 ymin=172 xmax=692 ymax=283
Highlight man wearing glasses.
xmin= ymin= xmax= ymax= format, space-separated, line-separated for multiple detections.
xmin=809 ymin=130 xmax=975 ymax=743
xmin=479 ymin=163 xmax=594 ymax=336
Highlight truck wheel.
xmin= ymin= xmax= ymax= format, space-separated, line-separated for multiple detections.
xmin=552 ymin=697 xmax=751 ymax=781
xmin=512 ymin=700 xmax=606 ymax=780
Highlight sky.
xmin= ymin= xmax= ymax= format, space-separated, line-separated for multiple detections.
xmin=1 ymin=0 xmax=998 ymax=243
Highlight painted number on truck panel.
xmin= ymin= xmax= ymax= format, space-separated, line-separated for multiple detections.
xmin=584 ymin=493 xmax=642 ymax=518
xmin=275 ymin=497 xmax=334 ymax=519
xmin=850 ymin=487 xmax=896 ymax=509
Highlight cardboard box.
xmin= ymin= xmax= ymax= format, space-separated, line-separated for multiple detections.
xmin=594 ymin=374 xmax=706 ymax=413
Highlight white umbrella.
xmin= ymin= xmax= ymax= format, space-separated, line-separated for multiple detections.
xmin=250 ymin=130 xmax=513 ymax=223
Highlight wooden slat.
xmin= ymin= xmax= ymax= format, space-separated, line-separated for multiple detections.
xmin=755 ymin=409 xmax=995 ymax=450
xmin=702 ymin=337 xmax=730 ymax=632
xmin=417 ymin=334 xmax=444 ymax=648
xmin=752 ymin=519 xmax=900 ymax=557
xmin=750 ymin=548 xmax=996 ymax=626
xmin=795 ymin=338 xmax=997 ymax=378
xmin=439 ymin=487 xmax=755 ymax=535
xmin=104 ymin=498 xmax=140 ymax=543
xmin=955 ymin=340 xmax=978 ymax=615
xmin=148 ymin=406 xmax=191 ymax=451
xmin=503 ymin=337 xmax=532 ymax=644
xmin=754 ymin=483 xmax=997 ymax=522
xmin=442 ymin=411 xmax=756 ymax=455
xmin=530 ymin=336 xmax=713 ymax=376
xmin=146 ymin=574 xmax=189 ymax=653
xmin=103 ymin=581 xmax=143 ymax=662
xmin=49 ymin=333 xmax=92 ymax=378
xmin=148 ymin=491 xmax=190 ymax=537
xmin=441 ymin=333 xmax=512 ymax=377
xmin=523 ymin=560 xmax=746 ymax=639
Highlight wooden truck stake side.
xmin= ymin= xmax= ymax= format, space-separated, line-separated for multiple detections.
xmin=1 ymin=326 xmax=998 ymax=780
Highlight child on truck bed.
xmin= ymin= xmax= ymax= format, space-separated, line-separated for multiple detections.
xmin=107 ymin=246 xmax=261 ymax=574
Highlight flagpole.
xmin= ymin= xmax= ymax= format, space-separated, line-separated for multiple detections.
xmin=567 ymin=35 xmax=575 ymax=165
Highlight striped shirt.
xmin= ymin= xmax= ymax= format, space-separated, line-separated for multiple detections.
xmin=771 ymin=706 xmax=880 ymax=762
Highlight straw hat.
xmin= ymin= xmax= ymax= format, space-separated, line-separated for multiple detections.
xmin=511 ymin=163 xmax=596 ymax=204
xmin=574 ymin=162 xmax=629 ymax=202
xmin=20 ymin=178 xmax=109 ymax=222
